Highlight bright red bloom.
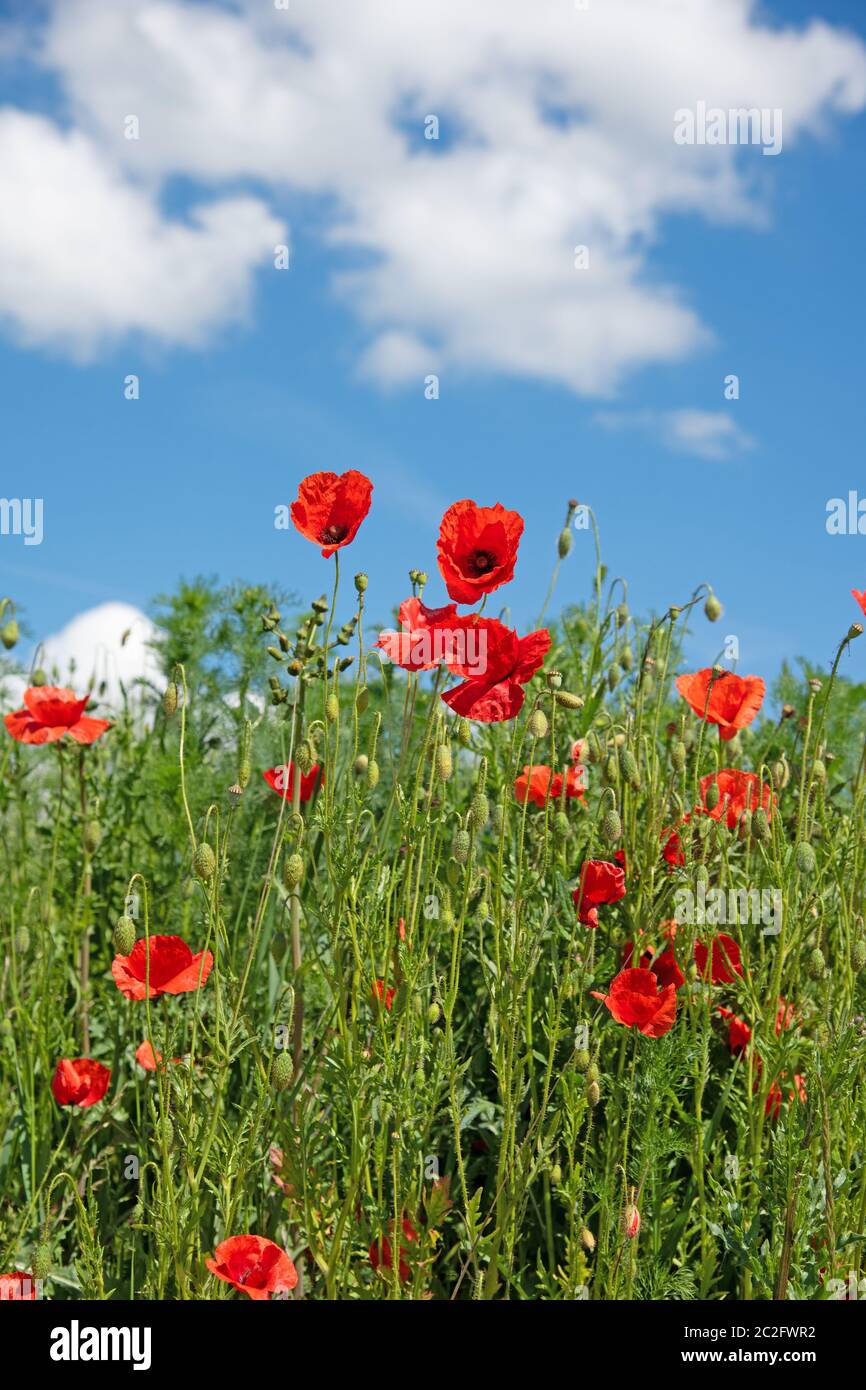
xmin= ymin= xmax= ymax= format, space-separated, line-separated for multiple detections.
xmin=262 ymin=762 xmax=323 ymax=802
xmin=0 ymin=1272 xmax=39 ymax=1300
xmin=441 ymin=617 xmax=550 ymax=723
xmin=716 ymin=1006 xmax=752 ymax=1055
xmin=775 ymin=997 xmax=795 ymax=1034
xmin=205 ymin=1235 xmax=298 ymax=1300
xmin=852 ymin=589 xmax=866 ymax=618
xmin=4 ymin=686 xmax=110 ymax=746
xmin=372 ymin=978 xmax=396 ymax=1011
xmin=623 ymin=937 xmax=684 ymax=991
xmin=764 ymin=1073 xmax=807 ymax=1120
xmin=135 ymin=1041 xmax=183 ymax=1071
xmin=112 ymin=935 xmax=214 ymax=1001
xmin=572 ymin=859 xmax=626 ymax=928
xmin=369 ymin=1216 xmax=417 ymax=1284
xmin=375 ymin=597 xmax=461 ymax=672
xmin=290 ymin=469 xmax=373 ymax=557
xmin=437 ymin=499 xmax=524 ymax=605
xmin=593 ymin=967 xmax=677 ymax=1039
xmin=699 ymin=768 xmax=774 ymax=829
xmin=50 ymin=1057 xmax=110 ymax=1108
xmin=676 ymin=668 xmax=765 ymax=741
xmin=513 ymin=763 xmax=586 ymax=807
xmin=623 ymin=1204 xmax=641 ymax=1239
xmin=694 ymin=933 xmax=742 ymax=984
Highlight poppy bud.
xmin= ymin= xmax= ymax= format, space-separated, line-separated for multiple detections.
xmin=753 ymin=807 xmax=770 ymax=842
xmin=808 ymin=946 xmax=825 ymax=979
xmin=354 ymin=753 xmax=369 ymax=777
xmin=585 ymin=1062 xmax=600 ymax=1086
xmin=428 ymin=1002 xmax=441 ymax=1025
xmin=356 ymin=687 xmax=369 ymax=714
xmin=620 ymin=646 xmax=634 ymax=672
xmin=283 ymin=853 xmax=304 ymax=890
xmin=738 ymin=810 xmax=752 ymax=842
xmin=114 ymin=915 xmax=136 ymax=955
xmin=193 ymin=843 xmax=216 ymax=881
xmin=554 ymin=810 xmax=570 ymax=840
xmin=457 ymin=717 xmax=472 ymax=746
xmin=851 ymin=940 xmax=866 ymax=972
xmin=585 ymin=732 xmax=602 ymax=764
xmin=580 ymin=1227 xmax=596 ymax=1253
xmin=771 ymin=757 xmax=789 ymax=791
xmin=453 ymin=829 xmax=471 ymax=864
xmin=704 ymin=781 xmax=720 ymax=811
xmin=811 ymin=759 xmax=826 ymax=784
xmin=550 ymin=1162 xmax=563 ymax=1185
xmin=1 ymin=619 xmax=19 ymax=649
xmin=32 ymin=667 xmax=47 ymax=685
xmin=158 ymin=1114 xmax=174 ymax=1150
xmin=687 ymin=961 xmax=699 ymax=983
xmin=528 ymin=708 xmax=548 ymax=740
xmin=621 ymin=750 xmax=640 ymax=789
xmin=615 ymin=602 xmax=628 ymax=628
xmin=476 ymin=896 xmax=490 ymax=921
xmin=270 ymin=1051 xmax=293 ymax=1093
xmin=227 ymin=782 xmax=243 ymax=805
xmin=607 ymin=663 xmax=621 ymax=691
xmin=354 ymin=572 xmax=368 ymax=594
xmin=623 ymin=1203 xmax=640 ymax=1239
xmin=436 ymin=745 xmax=453 ymax=781
xmin=796 ymin=841 xmax=816 ymax=875
xmin=587 ymin=1080 xmax=601 ymax=1107
xmin=491 ymin=803 xmax=505 ymax=836
xmin=325 ymin=693 xmax=339 ymax=723
xmin=554 ymin=691 xmax=584 ymax=710
xmin=271 ymin=929 xmax=288 ymax=964
xmin=574 ymin=1048 xmax=590 ymax=1072
xmin=558 ymin=527 xmax=573 ymax=559
xmin=83 ymin=820 xmax=102 ymax=854
xmin=366 ymin=758 xmax=380 ymax=790
xmin=311 ymin=594 xmax=329 ymax=614
xmin=238 ymin=757 xmax=251 ymax=788
xmin=469 ymin=791 xmax=489 ymax=831
xmin=671 ymin=741 xmax=686 ymax=770
xmin=603 ymin=754 xmax=619 ymax=786
xmin=601 ymin=809 xmax=622 ymax=845
xmin=31 ymin=1244 xmax=51 ymax=1281
xmin=704 ymin=592 xmax=722 ymax=622
xmin=297 ymin=739 xmax=316 ymax=775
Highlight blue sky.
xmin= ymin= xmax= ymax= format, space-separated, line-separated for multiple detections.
xmin=2 ymin=0 xmax=866 ymax=694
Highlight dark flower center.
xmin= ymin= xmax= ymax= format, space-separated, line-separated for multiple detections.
xmin=468 ymin=549 xmax=496 ymax=575
xmin=320 ymin=523 xmax=348 ymax=545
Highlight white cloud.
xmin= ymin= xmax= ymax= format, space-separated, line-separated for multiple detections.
xmin=0 ymin=0 xmax=862 ymax=386
xmin=24 ymin=602 xmax=160 ymax=707
xmin=595 ymin=407 xmax=755 ymax=460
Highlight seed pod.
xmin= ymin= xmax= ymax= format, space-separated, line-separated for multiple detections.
xmin=436 ymin=744 xmax=453 ymax=781
xmin=528 ymin=708 xmax=548 ymax=740
xmin=83 ymin=820 xmax=102 ymax=854
xmin=354 ymin=753 xmax=369 ymax=777
xmin=851 ymin=940 xmax=866 ymax=972
xmin=162 ymin=682 xmax=178 ymax=716
xmin=621 ymin=750 xmax=640 ymax=789
xmin=601 ymin=808 xmax=622 ymax=845
xmin=587 ymin=1080 xmax=601 ymax=1107
xmin=283 ymin=853 xmax=304 ymax=890
xmin=31 ymin=1244 xmax=51 ymax=1281
xmin=114 ymin=915 xmax=136 ymax=955
xmin=796 ymin=841 xmax=816 ymax=875
xmin=704 ymin=592 xmax=722 ymax=622
xmin=427 ymin=1002 xmax=441 ymax=1025
xmin=554 ymin=690 xmax=584 ymax=710
xmin=366 ymin=758 xmax=380 ymax=790
xmin=574 ymin=1048 xmax=590 ymax=1072
xmin=671 ymin=741 xmax=686 ymax=771
xmin=270 ymin=1052 xmax=293 ymax=1093
xmin=325 ymin=692 xmax=339 ymax=723
xmin=356 ymin=686 xmax=369 ymax=714
xmin=453 ymin=829 xmax=471 ymax=864
xmin=579 ymin=1227 xmax=596 ymax=1254
xmin=227 ymin=783 xmax=243 ymax=806
xmin=193 ymin=843 xmax=216 ymax=881
xmin=546 ymin=669 xmax=563 ymax=691
xmin=1 ymin=619 xmax=19 ymax=650
xmin=807 ymin=947 xmax=825 ymax=979
xmin=469 ymin=791 xmax=489 ymax=832
xmin=354 ymin=572 xmax=368 ymax=594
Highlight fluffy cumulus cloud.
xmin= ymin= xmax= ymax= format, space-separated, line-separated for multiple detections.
xmin=595 ymin=408 xmax=755 ymax=461
xmin=0 ymin=0 xmax=864 ymax=388
xmin=17 ymin=603 xmax=160 ymax=707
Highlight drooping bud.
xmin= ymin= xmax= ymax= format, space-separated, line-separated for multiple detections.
xmin=579 ymin=1227 xmax=596 ymax=1253
xmin=550 ymin=1162 xmax=563 ymax=1186
xmin=620 ymin=646 xmax=634 ymax=672
xmin=622 ymin=1201 xmax=641 ymax=1239
xmin=528 ymin=707 xmax=549 ymax=740
xmin=1 ymin=619 xmax=20 ymax=650
xmin=453 ymin=829 xmax=471 ymax=864
xmin=456 ymin=717 xmax=472 ymax=746
xmin=31 ymin=1244 xmax=51 ymax=1281
xmin=621 ymin=750 xmax=640 ymax=790
xmin=354 ymin=753 xmax=369 ymax=777
xmin=704 ymin=591 xmax=722 ymax=622
xmin=601 ymin=808 xmax=622 ymax=845
xmin=270 ymin=1052 xmax=293 ymax=1093
xmin=704 ymin=781 xmax=720 ymax=812
xmin=114 ymin=915 xmax=136 ymax=955
xmin=585 ymin=1062 xmax=600 ymax=1086
xmin=558 ymin=527 xmax=573 ymax=559
xmin=193 ymin=843 xmax=216 ymax=881
xmin=851 ymin=940 xmax=866 ymax=972
xmin=587 ymin=1080 xmax=601 ymax=1107
xmin=796 ymin=841 xmax=816 ymax=875
xmin=554 ymin=810 xmax=570 ymax=841
xmin=671 ymin=741 xmax=687 ymax=771
xmin=283 ymin=853 xmax=304 ymax=890
xmin=807 ymin=946 xmax=825 ymax=979
xmin=607 ymin=663 xmax=621 ymax=691
xmin=83 ymin=821 xmax=102 ymax=854
xmin=574 ymin=1048 xmax=590 ymax=1072
xmin=427 ymin=1002 xmax=441 ymax=1025
xmin=356 ymin=687 xmax=369 ymax=714
xmin=469 ymin=791 xmax=489 ymax=832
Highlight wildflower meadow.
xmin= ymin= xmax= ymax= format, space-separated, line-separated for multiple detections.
xmin=2 ymin=479 xmax=866 ymax=1311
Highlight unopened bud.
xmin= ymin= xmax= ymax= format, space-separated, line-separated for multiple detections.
xmin=436 ymin=744 xmax=453 ymax=781
xmin=796 ymin=841 xmax=816 ymax=875
xmin=270 ymin=1052 xmax=293 ymax=1093
xmin=601 ymin=809 xmax=622 ymax=845
xmin=193 ymin=843 xmax=216 ymax=881
xmin=325 ymin=693 xmax=339 ymax=723
xmin=558 ymin=527 xmax=573 ymax=559
xmin=704 ymin=592 xmax=722 ymax=622
xmin=528 ymin=708 xmax=548 ymax=740
xmin=554 ymin=691 xmax=584 ymax=710
xmin=283 ymin=853 xmax=304 ymax=890
xmin=114 ymin=916 xmax=136 ymax=955
xmin=366 ymin=759 xmax=380 ymax=790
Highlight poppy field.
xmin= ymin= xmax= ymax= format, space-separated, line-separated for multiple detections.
xmin=2 ymin=476 xmax=866 ymax=1302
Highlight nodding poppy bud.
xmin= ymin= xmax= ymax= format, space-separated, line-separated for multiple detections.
xmin=704 ymin=591 xmax=722 ymax=622
xmin=356 ymin=687 xmax=369 ymax=714
xmin=271 ymin=930 xmax=288 ymax=964
xmin=796 ymin=841 xmax=816 ymax=874
xmin=1 ymin=619 xmax=19 ymax=649
xmin=83 ymin=821 xmax=102 ymax=854
xmin=607 ymin=663 xmax=621 ymax=691
xmin=550 ymin=1162 xmax=563 ymax=1185
xmin=586 ymin=732 xmax=602 ymax=764
xmin=283 ymin=853 xmax=304 ymax=890
xmin=476 ymin=896 xmax=490 ymax=921
xmin=436 ymin=745 xmax=453 ymax=781
xmin=851 ymin=940 xmax=866 ymax=972
xmin=603 ymin=753 xmax=619 ymax=785
xmin=587 ymin=1080 xmax=601 ymax=1107
xmin=296 ymin=739 xmax=316 ymax=775
xmin=753 ymin=807 xmax=770 ymax=842
xmin=354 ymin=572 xmax=368 ymax=594
xmin=687 ymin=960 xmax=699 ymax=983
xmin=427 ymin=1002 xmax=441 ymax=1025
xmin=554 ymin=691 xmax=584 ymax=710
xmin=808 ymin=946 xmax=825 ymax=979
xmin=772 ymin=757 xmax=789 ymax=791
xmin=580 ymin=1227 xmax=596 ymax=1253
xmin=267 ymin=646 xmax=284 ymax=662
xmin=558 ymin=527 xmax=573 ymax=559
xmin=601 ymin=809 xmax=622 ymax=845
xmin=227 ymin=783 xmax=243 ymax=805
xmin=453 ymin=829 xmax=471 ymax=864
xmin=193 ymin=843 xmax=216 ymax=881
xmin=615 ymin=603 xmax=628 ymax=628
xmin=546 ymin=669 xmax=563 ymax=691
xmin=32 ymin=668 xmax=47 ymax=686
xmin=574 ymin=1048 xmax=590 ymax=1072
xmin=737 ymin=810 xmax=752 ymax=842
xmin=31 ymin=1244 xmax=51 ymax=1281
xmin=621 ymin=750 xmax=640 ymax=789
xmin=554 ymin=810 xmax=570 ymax=840
xmin=469 ymin=791 xmax=489 ymax=831
xmin=325 ymin=692 xmax=339 ymax=724
xmin=354 ymin=753 xmax=369 ymax=777
xmin=811 ymin=759 xmax=826 ymax=784
xmin=366 ymin=759 xmax=380 ymax=790
xmin=620 ymin=646 xmax=634 ymax=672
xmin=528 ymin=708 xmax=548 ymax=740
xmin=114 ymin=915 xmax=136 ymax=955
xmin=623 ymin=1202 xmax=640 ymax=1239
xmin=671 ymin=741 xmax=686 ymax=770
xmin=457 ymin=717 xmax=472 ymax=746
xmin=15 ymin=926 xmax=29 ymax=954
xmin=704 ymin=781 xmax=721 ymax=812
xmin=585 ymin=1062 xmax=600 ymax=1086
xmin=270 ymin=1052 xmax=293 ymax=1093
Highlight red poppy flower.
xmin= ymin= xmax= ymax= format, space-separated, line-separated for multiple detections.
xmin=622 ymin=937 xmax=683 ymax=990
xmin=775 ymin=997 xmax=795 ymax=1034
xmin=437 ymin=499 xmax=524 ymax=606
xmin=571 ymin=739 xmax=585 ymax=764
xmin=135 ymin=1041 xmax=183 ymax=1071
xmin=290 ymin=469 xmax=373 ymax=558
xmin=716 ymin=1006 xmax=752 ymax=1055
xmin=262 ymin=762 xmax=323 ymax=802
xmin=206 ymin=1235 xmax=298 ymax=1300
xmin=369 ymin=1215 xmax=417 ymax=1284
xmin=572 ymin=859 xmax=626 ymax=928
xmin=112 ymin=935 xmax=214 ymax=1001
xmin=372 ymin=978 xmax=396 ymax=1011
xmin=593 ymin=967 xmax=677 ymax=1038
xmin=375 ymin=597 xmax=461 ymax=672
xmin=699 ymin=768 xmax=774 ymax=829
xmin=0 ymin=1272 xmax=39 ymax=1300
xmin=441 ymin=617 xmax=550 ymax=723
xmin=514 ymin=763 xmax=586 ymax=807
xmin=4 ymin=686 xmax=110 ymax=746
xmin=764 ymin=1073 xmax=806 ymax=1120
xmin=852 ymin=589 xmax=866 ymax=618
xmin=676 ymin=668 xmax=765 ymax=741
xmin=50 ymin=1057 xmax=111 ymax=1108
xmin=661 ymin=820 xmax=687 ymax=867
xmin=694 ymin=933 xmax=742 ymax=984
